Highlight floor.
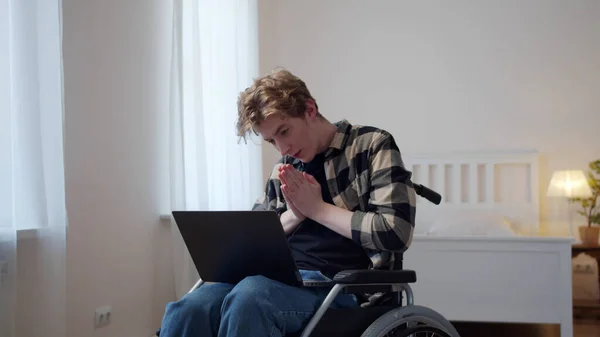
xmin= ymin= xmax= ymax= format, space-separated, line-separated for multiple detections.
xmin=452 ymin=319 xmax=600 ymax=337
xmin=150 ymin=319 xmax=600 ymax=336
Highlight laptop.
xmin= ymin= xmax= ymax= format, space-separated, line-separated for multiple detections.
xmin=171 ymin=210 xmax=330 ymax=288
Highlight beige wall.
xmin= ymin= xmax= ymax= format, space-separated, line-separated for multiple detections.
xmin=16 ymin=233 xmax=66 ymax=337
xmin=258 ymin=0 xmax=600 ymax=235
xmin=61 ymin=0 xmax=175 ymax=335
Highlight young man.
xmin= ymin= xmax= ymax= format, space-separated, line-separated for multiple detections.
xmin=159 ymin=69 xmax=416 ymax=337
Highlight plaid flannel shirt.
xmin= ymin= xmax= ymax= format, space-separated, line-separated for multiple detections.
xmin=252 ymin=119 xmax=416 ymax=270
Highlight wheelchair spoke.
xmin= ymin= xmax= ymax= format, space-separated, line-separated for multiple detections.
xmin=394 ymin=325 xmax=452 ymax=337
xmin=360 ymin=305 xmax=461 ymax=337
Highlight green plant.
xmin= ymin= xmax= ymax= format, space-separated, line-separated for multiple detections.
xmin=570 ymin=160 xmax=600 ymax=227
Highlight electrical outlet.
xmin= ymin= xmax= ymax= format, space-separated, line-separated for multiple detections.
xmin=94 ymin=305 xmax=112 ymax=328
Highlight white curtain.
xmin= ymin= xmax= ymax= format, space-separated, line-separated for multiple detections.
xmin=168 ymin=0 xmax=263 ymax=298
xmin=0 ymin=0 xmax=66 ymax=336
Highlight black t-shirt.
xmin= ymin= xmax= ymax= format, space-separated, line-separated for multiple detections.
xmin=287 ymin=152 xmax=371 ymax=279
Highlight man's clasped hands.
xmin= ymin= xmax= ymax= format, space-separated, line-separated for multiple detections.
xmin=278 ymin=164 xmax=325 ymax=221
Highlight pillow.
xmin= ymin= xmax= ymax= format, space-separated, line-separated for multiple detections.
xmin=425 ymin=209 xmax=516 ymax=237
xmin=503 ymin=216 xmax=532 ymax=236
xmin=414 ymin=216 xmax=436 ymax=235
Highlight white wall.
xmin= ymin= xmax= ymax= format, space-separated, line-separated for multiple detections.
xmin=258 ymin=0 xmax=600 ymax=235
xmin=62 ymin=0 xmax=172 ymax=336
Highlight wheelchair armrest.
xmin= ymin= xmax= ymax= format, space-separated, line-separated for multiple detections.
xmin=333 ymin=269 xmax=416 ymax=285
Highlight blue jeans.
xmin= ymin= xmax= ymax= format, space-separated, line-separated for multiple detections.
xmin=158 ymin=270 xmax=358 ymax=337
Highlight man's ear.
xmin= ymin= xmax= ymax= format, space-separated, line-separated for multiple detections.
xmin=304 ymin=99 xmax=318 ymax=120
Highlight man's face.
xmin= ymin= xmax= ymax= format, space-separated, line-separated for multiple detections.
xmin=256 ymin=109 xmax=319 ymax=163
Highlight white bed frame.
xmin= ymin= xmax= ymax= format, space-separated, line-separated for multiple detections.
xmin=402 ymin=150 xmax=574 ymax=337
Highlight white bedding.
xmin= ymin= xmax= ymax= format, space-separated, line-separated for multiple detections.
xmin=414 ymin=209 xmax=529 ymax=237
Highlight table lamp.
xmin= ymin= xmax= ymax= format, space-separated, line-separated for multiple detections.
xmin=547 ymin=170 xmax=593 ymax=239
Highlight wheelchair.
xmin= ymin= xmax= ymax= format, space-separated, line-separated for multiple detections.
xmin=157 ymin=183 xmax=460 ymax=337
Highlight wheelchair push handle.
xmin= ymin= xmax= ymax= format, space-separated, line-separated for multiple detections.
xmin=413 ymin=183 xmax=442 ymax=205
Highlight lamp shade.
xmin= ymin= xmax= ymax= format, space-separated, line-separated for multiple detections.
xmin=547 ymin=170 xmax=593 ymax=198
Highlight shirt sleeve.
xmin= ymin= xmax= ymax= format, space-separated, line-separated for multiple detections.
xmin=252 ymin=159 xmax=287 ymax=216
xmin=350 ymin=132 xmax=417 ymax=252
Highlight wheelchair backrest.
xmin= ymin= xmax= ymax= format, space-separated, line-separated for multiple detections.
xmin=393 ymin=253 xmax=403 ymax=270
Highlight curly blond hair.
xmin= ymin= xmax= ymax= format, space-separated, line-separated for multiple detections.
xmin=236 ymin=68 xmax=320 ymax=142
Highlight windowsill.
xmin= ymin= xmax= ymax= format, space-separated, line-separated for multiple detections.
xmin=0 ymin=229 xmax=41 ymax=243
xmin=13 ymin=215 xmax=172 ymax=242
xmin=17 ymin=228 xmax=42 ymax=240
xmin=16 ymin=227 xmax=64 ymax=241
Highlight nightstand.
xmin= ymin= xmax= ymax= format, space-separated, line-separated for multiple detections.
xmin=572 ymin=244 xmax=600 ymax=319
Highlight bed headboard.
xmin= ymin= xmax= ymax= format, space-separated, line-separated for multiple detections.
xmin=403 ymin=150 xmax=541 ymax=234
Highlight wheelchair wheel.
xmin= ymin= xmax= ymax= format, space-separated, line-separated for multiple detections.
xmin=361 ymin=305 xmax=460 ymax=337
xmin=395 ymin=325 xmax=451 ymax=337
